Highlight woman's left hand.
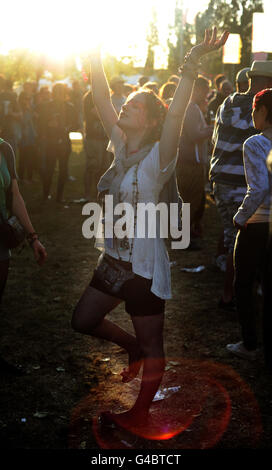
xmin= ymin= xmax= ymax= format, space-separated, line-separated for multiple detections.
xmin=31 ymin=239 xmax=47 ymax=266
xmin=191 ymin=27 xmax=229 ymax=61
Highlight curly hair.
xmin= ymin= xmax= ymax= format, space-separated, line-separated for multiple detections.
xmin=159 ymin=82 xmax=177 ymax=101
xmin=136 ymin=89 xmax=168 ymax=147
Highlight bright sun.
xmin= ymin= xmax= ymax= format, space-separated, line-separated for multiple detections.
xmin=0 ymin=0 xmax=207 ymax=63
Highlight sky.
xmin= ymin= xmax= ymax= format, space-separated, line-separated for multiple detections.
xmin=0 ymin=0 xmax=208 ymax=65
xmin=2 ymin=0 xmax=270 ymax=67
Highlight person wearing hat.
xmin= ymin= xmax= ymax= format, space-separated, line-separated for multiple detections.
xmin=109 ymin=76 xmax=126 ymax=115
xmin=210 ymin=60 xmax=272 ymax=311
xmin=235 ymin=67 xmax=250 ymax=93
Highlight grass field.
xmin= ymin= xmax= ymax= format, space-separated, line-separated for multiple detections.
xmin=0 ymin=145 xmax=272 ymax=450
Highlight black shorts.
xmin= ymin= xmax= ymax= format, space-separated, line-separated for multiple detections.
xmin=89 ymin=256 xmax=165 ymax=317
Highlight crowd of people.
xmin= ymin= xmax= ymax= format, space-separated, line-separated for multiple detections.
xmin=1 ymin=27 xmax=272 ymax=435
xmin=0 ymin=68 xmax=230 ymax=210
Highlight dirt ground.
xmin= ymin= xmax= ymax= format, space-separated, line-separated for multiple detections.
xmin=0 ymin=148 xmax=272 ymax=451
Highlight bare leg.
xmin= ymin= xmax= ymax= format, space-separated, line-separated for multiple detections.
xmin=72 ymin=285 xmax=140 ymax=367
xmin=131 ymin=313 xmax=165 ymax=415
xmin=102 ymin=312 xmax=165 ymax=427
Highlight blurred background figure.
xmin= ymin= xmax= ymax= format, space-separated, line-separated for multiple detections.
xmin=159 ymin=81 xmax=177 ymax=106
xmin=109 ymin=76 xmax=126 ymax=115
xmin=69 ymin=80 xmax=84 ymax=131
xmin=38 ymin=83 xmax=77 ymax=203
xmin=123 ymin=83 xmax=135 ymax=97
xmin=167 ymin=74 xmax=180 ymax=86
xmin=23 ymin=81 xmax=38 ymax=108
xmin=142 ymin=81 xmax=159 ymax=95
xmin=219 ymin=79 xmax=233 ymax=100
xmin=0 ymin=75 xmax=5 ymax=93
xmin=177 ymin=76 xmax=213 ymax=247
xmin=137 ymin=75 xmax=149 ymax=88
xmin=18 ymin=91 xmax=37 ymax=183
xmin=35 ymin=86 xmax=51 ymax=108
xmin=207 ymin=73 xmax=226 ymax=118
xmin=0 ymin=79 xmax=22 ymax=158
xmin=235 ymin=67 xmax=250 ymax=93
xmin=82 ymin=89 xmax=109 ymax=201
xmin=34 ymin=86 xmax=51 ymax=178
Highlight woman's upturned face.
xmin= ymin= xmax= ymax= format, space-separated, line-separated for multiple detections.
xmin=118 ymin=92 xmax=149 ymax=132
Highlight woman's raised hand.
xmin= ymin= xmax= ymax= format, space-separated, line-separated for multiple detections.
xmin=190 ymin=27 xmax=229 ymax=61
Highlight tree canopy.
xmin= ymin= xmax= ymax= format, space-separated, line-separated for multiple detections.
xmin=0 ymin=0 xmax=265 ymax=84
xmin=195 ymin=0 xmax=264 ymax=68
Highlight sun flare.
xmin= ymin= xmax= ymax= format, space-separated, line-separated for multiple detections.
xmin=0 ymin=0 xmax=208 ymax=62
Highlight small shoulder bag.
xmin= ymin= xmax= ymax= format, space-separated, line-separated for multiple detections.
xmin=0 ymin=213 xmax=26 ymax=249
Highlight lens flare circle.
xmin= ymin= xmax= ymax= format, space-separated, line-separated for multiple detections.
xmin=69 ymin=358 xmax=262 ymax=449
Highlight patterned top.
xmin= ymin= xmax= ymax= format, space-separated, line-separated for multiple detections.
xmin=233 ymin=134 xmax=272 ymax=225
xmin=97 ymin=125 xmax=177 ymax=299
xmin=210 ymin=92 xmax=257 ymax=187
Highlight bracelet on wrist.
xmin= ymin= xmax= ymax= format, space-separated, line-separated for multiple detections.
xmin=27 ymin=232 xmax=39 ymax=245
xmin=178 ymin=62 xmax=199 ymax=80
xmin=183 ymin=51 xmax=201 ymax=66
xmin=30 ymin=237 xmax=39 ymax=246
xmin=178 ymin=52 xmax=201 ymax=80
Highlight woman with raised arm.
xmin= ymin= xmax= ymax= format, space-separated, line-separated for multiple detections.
xmin=72 ymin=28 xmax=228 ymax=432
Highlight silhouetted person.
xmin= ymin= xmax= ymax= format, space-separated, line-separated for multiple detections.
xmin=18 ymin=91 xmax=37 ymax=182
xmin=235 ymin=67 xmax=250 ymax=93
xmin=0 ymin=79 xmax=22 ymax=157
xmin=82 ymin=89 xmax=109 ymax=200
xmin=177 ymin=76 xmax=213 ymax=244
xmin=38 ymin=83 xmax=77 ymax=202
xmin=109 ymin=77 xmax=125 ymax=115
xmin=207 ymin=73 xmax=226 ymax=117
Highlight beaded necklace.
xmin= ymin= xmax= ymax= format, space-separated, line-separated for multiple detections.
xmin=116 ymin=162 xmax=139 ymax=262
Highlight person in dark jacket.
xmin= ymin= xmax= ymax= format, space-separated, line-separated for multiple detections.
xmin=207 ymin=73 xmax=226 ymax=118
xmin=177 ymin=76 xmax=213 ymax=244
